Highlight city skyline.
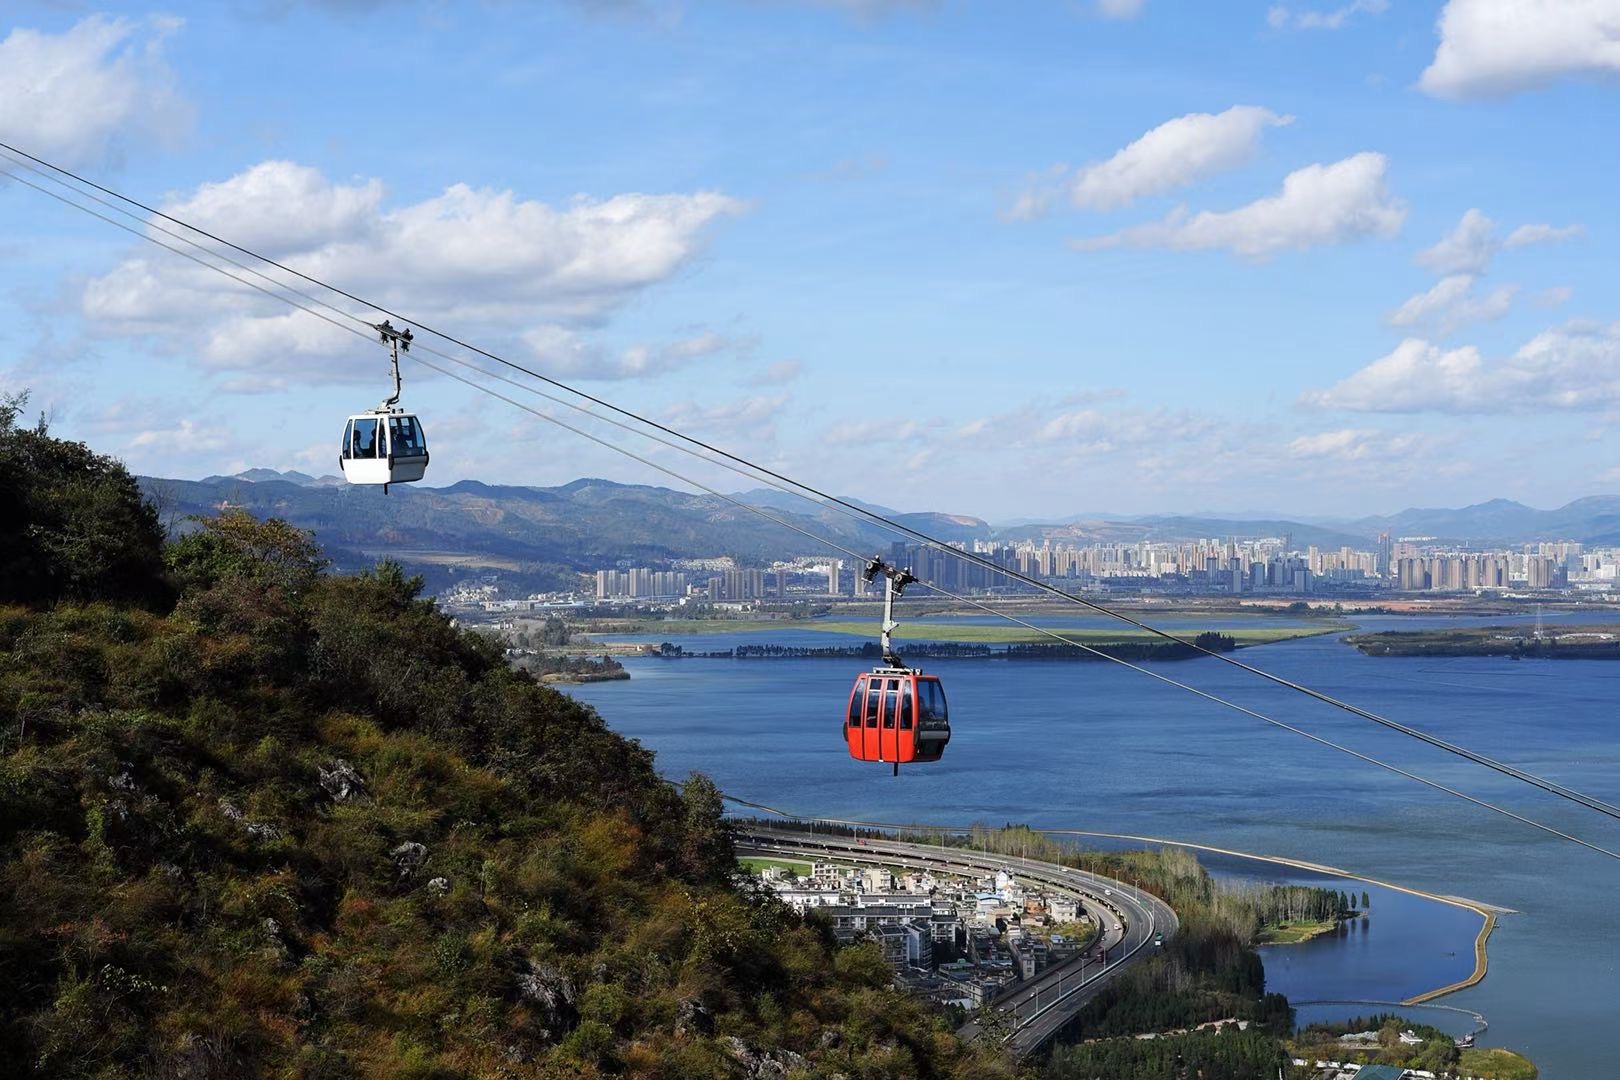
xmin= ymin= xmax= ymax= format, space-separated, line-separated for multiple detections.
xmin=3 ymin=1 xmax=1620 ymax=520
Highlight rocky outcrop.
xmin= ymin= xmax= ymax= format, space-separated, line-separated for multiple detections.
xmin=515 ymin=960 xmax=578 ymax=1042
xmin=721 ymin=1035 xmax=809 ymax=1079
xmin=317 ymin=759 xmax=369 ymax=803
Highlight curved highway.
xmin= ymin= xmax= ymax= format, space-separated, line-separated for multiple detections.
xmin=734 ymin=827 xmax=1179 ymax=1056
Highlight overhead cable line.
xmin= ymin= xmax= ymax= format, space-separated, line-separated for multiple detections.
xmin=6 ymin=146 xmax=1620 ymax=851
xmin=7 ymin=138 xmax=1609 ymax=825
xmin=398 ymin=350 xmax=1620 ymax=861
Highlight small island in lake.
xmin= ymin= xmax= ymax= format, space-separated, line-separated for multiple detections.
xmin=1253 ymin=885 xmax=1367 ymax=945
xmin=1347 ymin=624 xmax=1620 ymax=658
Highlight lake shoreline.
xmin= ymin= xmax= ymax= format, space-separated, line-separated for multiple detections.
xmin=1033 ymin=827 xmax=1503 ymax=1007
xmin=710 ymin=797 xmax=1503 ymax=1009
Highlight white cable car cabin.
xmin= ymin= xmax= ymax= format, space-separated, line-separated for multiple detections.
xmin=339 ymin=410 xmax=429 ymax=489
xmin=340 ymin=322 xmax=429 ymax=490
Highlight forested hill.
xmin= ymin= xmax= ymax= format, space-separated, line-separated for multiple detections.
xmin=0 ymin=400 xmax=1012 ymax=1077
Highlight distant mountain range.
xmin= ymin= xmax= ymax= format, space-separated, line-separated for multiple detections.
xmin=138 ymin=470 xmax=1620 ymax=591
xmin=140 ymin=470 xmax=977 ymax=592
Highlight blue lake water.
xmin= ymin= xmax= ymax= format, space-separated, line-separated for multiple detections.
xmin=569 ymin=612 xmax=1620 ymax=1077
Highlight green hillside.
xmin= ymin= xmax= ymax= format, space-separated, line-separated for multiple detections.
xmin=0 ymin=396 xmax=1013 ymax=1078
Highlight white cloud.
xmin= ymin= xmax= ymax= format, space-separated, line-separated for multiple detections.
xmin=1420 ymin=0 xmax=1620 ymax=99
xmin=1412 ymin=210 xmax=1581 ymax=276
xmin=521 ymin=325 xmax=739 ymax=380
xmin=163 ymin=161 xmax=386 ymax=255
xmin=1504 ymin=222 xmax=1586 ymax=248
xmin=1303 ymin=323 xmax=1620 ymax=413
xmin=1034 ymin=406 xmax=1213 ymax=454
xmin=1051 ymin=106 xmax=1293 ymax=214
xmin=1011 ymin=108 xmax=1290 ymax=219
xmin=1415 ymin=208 xmax=1498 ymax=275
xmin=1072 ymin=152 xmax=1404 ymax=257
xmin=1095 ymin=0 xmax=1147 ymax=18
xmin=904 ymin=448 xmax=935 ymax=470
xmin=1288 ymin=427 xmax=1433 ymax=461
xmin=1267 ymin=0 xmax=1388 ymax=31
xmin=1302 ymin=339 xmax=1485 ymax=412
xmin=1533 ymin=285 xmax=1573 ymax=308
xmin=826 ymin=418 xmax=921 ymax=443
xmin=1386 ymin=273 xmax=1516 ymax=335
xmin=0 ymin=15 xmax=192 ymax=167
xmin=81 ymin=160 xmax=745 ymax=374
xmin=757 ymin=358 xmax=802 ymax=385
xmin=661 ymin=393 xmax=788 ymax=438
xmin=128 ymin=418 xmax=230 ymax=453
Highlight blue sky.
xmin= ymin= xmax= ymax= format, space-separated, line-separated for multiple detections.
xmin=2 ymin=0 xmax=1619 ymax=521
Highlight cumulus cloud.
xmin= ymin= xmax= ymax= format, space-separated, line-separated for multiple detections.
xmin=1267 ymin=0 xmax=1388 ymax=31
xmin=0 ymin=15 xmax=192 ymax=167
xmin=128 ymin=417 xmax=232 ymax=453
xmin=1034 ymin=406 xmax=1214 ymax=454
xmin=81 ymin=160 xmax=745 ymax=375
xmin=1288 ymin=427 xmax=1435 ymax=461
xmin=1415 ymin=208 xmax=1499 ymax=275
xmin=1421 ymin=0 xmax=1620 ymax=99
xmin=661 ymin=393 xmax=788 ymax=439
xmin=1302 ymin=323 xmax=1620 ymax=413
xmin=1505 ymin=222 xmax=1586 ymax=248
xmin=1013 ymin=106 xmax=1293 ymax=219
xmin=1413 ymin=209 xmax=1582 ymax=276
xmin=1386 ymin=273 xmax=1516 ymax=335
xmin=522 ymin=326 xmax=740 ymax=380
xmin=1072 ymin=152 xmax=1404 ymax=257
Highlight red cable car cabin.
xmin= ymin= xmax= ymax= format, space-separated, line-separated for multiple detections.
xmin=845 ymin=666 xmax=950 ymax=766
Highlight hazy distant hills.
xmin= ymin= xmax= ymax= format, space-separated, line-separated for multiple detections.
xmin=995 ymin=516 xmax=1370 ymax=550
xmin=1005 ymin=498 xmax=1620 ymax=548
xmin=1345 ymin=497 xmax=1620 ymax=546
xmin=139 ymin=471 xmax=1620 ymax=592
xmin=139 ymin=471 xmax=936 ymax=589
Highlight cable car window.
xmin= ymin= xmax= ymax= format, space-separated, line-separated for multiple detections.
xmin=848 ymin=679 xmax=865 ymax=727
xmin=865 ymin=685 xmax=881 ymax=727
xmin=883 ymin=688 xmax=898 ymax=728
xmin=341 ymin=419 xmax=354 ymax=459
xmin=918 ymin=679 xmax=948 ymax=723
xmin=898 ymin=691 xmax=913 ymax=730
xmin=390 ymin=415 xmax=426 ymax=456
xmin=352 ymin=417 xmax=379 ymax=458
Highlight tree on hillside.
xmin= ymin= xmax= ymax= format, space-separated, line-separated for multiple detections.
xmin=0 ymin=391 xmax=168 ymax=609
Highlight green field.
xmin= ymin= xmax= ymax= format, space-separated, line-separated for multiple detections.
xmin=785 ymin=621 xmax=1347 ymax=646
